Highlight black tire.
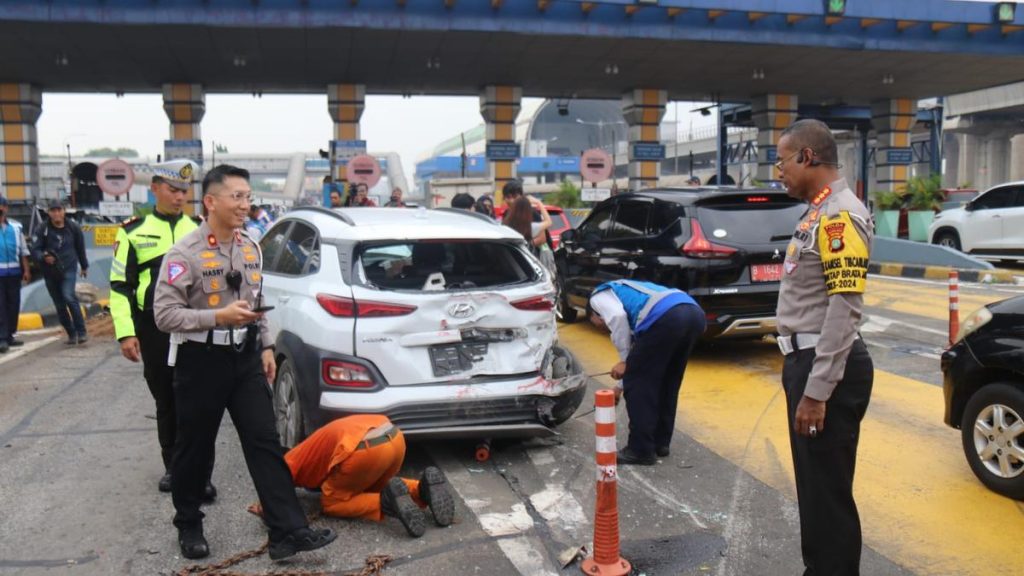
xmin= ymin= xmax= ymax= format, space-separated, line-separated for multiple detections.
xmin=273 ymin=358 xmax=305 ymax=449
xmin=555 ymin=269 xmax=577 ymax=323
xmin=934 ymin=230 xmax=962 ymax=252
xmin=960 ymin=382 xmax=1024 ymax=500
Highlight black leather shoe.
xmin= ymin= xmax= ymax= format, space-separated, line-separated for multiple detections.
xmin=8 ymin=338 xmax=23 ymax=347
xmin=77 ymin=334 xmax=89 ymax=345
xmin=268 ymin=526 xmax=337 ymax=561
xmin=0 ymin=343 xmax=8 ymax=354
xmin=381 ymin=477 xmax=426 ymax=537
xmin=158 ymin=473 xmax=172 ymax=493
xmin=419 ymin=466 xmax=455 ymax=527
xmin=202 ymin=482 xmax=217 ymax=503
xmin=178 ymin=526 xmax=209 ymax=559
xmin=64 ymin=336 xmax=77 ymax=345
xmin=656 ymin=446 xmax=670 ymax=458
xmin=617 ymin=447 xmax=656 ymax=466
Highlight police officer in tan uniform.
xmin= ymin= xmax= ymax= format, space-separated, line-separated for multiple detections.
xmin=775 ymin=119 xmax=874 ymax=576
xmin=154 ymin=165 xmax=336 ymax=561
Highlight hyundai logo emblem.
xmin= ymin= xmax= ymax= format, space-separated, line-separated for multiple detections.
xmin=447 ymin=302 xmax=476 ymax=318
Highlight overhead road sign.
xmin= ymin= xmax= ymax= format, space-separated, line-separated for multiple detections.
xmin=632 ymin=143 xmax=666 ymax=161
xmin=486 ymin=142 xmax=521 ymax=160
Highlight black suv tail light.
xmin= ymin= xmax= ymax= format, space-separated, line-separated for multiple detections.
xmin=681 ymin=219 xmax=738 ymax=259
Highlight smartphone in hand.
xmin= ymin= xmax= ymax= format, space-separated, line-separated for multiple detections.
xmin=252 ymin=305 xmax=276 ymax=313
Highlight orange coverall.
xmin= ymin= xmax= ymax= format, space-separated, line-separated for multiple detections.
xmin=284 ymin=415 xmax=423 ymax=521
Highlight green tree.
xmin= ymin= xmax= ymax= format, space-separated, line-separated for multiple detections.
xmin=544 ymin=179 xmax=584 ymax=208
xmin=84 ymin=147 xmax=139 ymax=157
xmin=902 ymin=173 xmax=944 ymax=211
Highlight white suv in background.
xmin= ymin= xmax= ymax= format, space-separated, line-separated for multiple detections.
xmin=259 ymin=206 xmax=586 ymax=447
xmin=929 ymin=181 xmax=1024 ymax=259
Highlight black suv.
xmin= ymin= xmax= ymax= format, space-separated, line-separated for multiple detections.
xmin=554 ymin=187 xmax=805 ymax=338
xmin=941 ymin=295 xmax=1024 ymax=500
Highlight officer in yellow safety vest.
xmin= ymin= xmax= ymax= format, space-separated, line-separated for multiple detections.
xmin=108 ymin=159 xmax=215 ymax=498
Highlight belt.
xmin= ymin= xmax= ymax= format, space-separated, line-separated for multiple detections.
xmin=355 ymin=425 xmax=397 ymax=451
xmin=183 ymin=328 xmax=248 ymax=347
xmin=777 ymin=333 xmax=821 ymax=355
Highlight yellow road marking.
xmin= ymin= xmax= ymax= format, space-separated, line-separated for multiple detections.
xmin=559 ymin=322 xmax=1024 ymax=576
xmin=867 ymin=277 xmax=1005 ymax=322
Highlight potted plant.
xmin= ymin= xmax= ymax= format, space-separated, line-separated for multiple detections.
xmin=903 ymin=174 xmax=944 ymax=242
xmin=871 ymin=189 xmax=904 ymax=238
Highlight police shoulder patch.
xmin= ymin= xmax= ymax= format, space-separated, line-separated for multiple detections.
xmin=167 ymin=261 xmax=187 ymax=285
xmin=121 ymin=216 xmax=144 ymax=232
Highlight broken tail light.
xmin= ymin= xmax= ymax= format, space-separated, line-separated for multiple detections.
xmin=322 ymin=360 xmax=375 ymax=388
xmin=316 ymin=294 xmax=418 ymax=318
xmin=511 ymin=295 xmax=555 ymax=311
xmin=681 ymin=219 xmax=738 ymax=259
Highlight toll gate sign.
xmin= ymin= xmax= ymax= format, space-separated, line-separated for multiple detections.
xmin=96 ymin=159 xmax=135 ymax=197
xmin=345 ymin=154 xmax=382 ymax=187
xmin=580 ymin=148 xmax=613 ymax=183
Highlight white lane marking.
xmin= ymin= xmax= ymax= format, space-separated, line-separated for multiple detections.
xmin=430 ymin=448 xmax=562 ymax=576
xmin=0 ymin=334 xmax=61 ymax=367
xmin=496 ymin=536 xmax=559 ymax=576
xmin=529 ymin=484 xmax=588 ymax=539
xmin=861 ymin=314 xmax=947 ymax=337
xmin=478 ymin=503 xmax=535 ymax=537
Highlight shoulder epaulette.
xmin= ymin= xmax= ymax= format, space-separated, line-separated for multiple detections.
xmin=190 ymin=215 xmax=203 ymax=225
xmin=121 ymin=216 xmax=144 ymax=232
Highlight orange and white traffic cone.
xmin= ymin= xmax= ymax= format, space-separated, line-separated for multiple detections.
xmin=949 ymin=270 xmax=959 ymax=348
xmin=581 ymin=389 xmax=631 ymax=576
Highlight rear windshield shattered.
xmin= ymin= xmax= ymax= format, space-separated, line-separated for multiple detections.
xmin=357 ymin=241 xmax=540 ymax=291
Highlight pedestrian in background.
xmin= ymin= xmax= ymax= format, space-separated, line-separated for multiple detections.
xmin=108 ymin=160 xmax=212 ymax=496
xmin=385 ymin=187 xmax=407 ymax=207
xmin=451 ymin=192 xmax=475 ymax=210
xmin=328 ymin=189 xmax=344 ymax=208
xmin=474 ymin=194 xmax=495 ymax=218
xmin=31 ymin=200 xmax=88 ymax=345
xmin=244 ymin=205 xmax=267 ymax=240
xmin=775 ymin=118 xmax=874 ymax=575
xmin=587 ymin=279 xmax=705 ymax=465
xmin=0 ymin=195 xmax=30 ymax=353
xmin=154 ymin=164 xmax=336 ymax=561
xmin=348 ymin=183 xmax=376 ymax=207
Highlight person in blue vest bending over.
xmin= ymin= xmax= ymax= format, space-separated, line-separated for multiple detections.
xmin=588 ymin=280 xmax=706 ymax=465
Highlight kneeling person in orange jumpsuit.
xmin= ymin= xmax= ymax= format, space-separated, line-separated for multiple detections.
xmin=282 ymin=415 xmax=454 ymax=537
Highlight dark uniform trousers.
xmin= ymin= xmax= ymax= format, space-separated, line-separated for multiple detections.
xmin=622 ymin=304 xmax=706 ymax=456
xmin=783 ymin=338 xmax=873 ymax=576
xmin=171 ymin=339 xmax=305 ymax=540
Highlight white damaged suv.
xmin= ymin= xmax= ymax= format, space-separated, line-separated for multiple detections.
xmin=259 ymin=206 xmax=586 ymax=447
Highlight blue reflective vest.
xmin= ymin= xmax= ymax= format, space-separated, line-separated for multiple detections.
xmin=0 ymin=221 xmax=25 ymax=278
xmin=593 ymin=279 xmax=698 ymax=333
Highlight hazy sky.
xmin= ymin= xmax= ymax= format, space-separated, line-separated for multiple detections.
xmin=37 ymin=93 xmax=539 ymax=185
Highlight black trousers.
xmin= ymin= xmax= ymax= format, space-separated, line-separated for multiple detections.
xmin=622 ymin=304 xmax=706 ymax=456
xmin=783 ymin=338 xmax=873 ymax=576
xmin=0 ymin=275 xmax=21 ymax=343
xmin=171 ymin=340 xmax=306 ymax=540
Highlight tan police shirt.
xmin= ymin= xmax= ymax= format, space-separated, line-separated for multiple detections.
xmin=153 ymin=221 xmax=271 ymax=349
xmin=777 ymin=178 xmax=873 ymax=401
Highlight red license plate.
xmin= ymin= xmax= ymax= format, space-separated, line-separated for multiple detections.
xmin=751 ymin=263 xmax=783 ymax=282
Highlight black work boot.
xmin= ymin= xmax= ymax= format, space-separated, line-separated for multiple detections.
xmin=178 ymin=525 xmax=209 ymax=559
xmin=268 ymin=526 xmax=337 ymax=561
xmin=381 ymin=477 xmax=426 ymax=537
xmin=617 ymin=446 xmax=656 ymax=466
xmin=419 ymin=466 xmax=455 ymax=527
xmin=158 ymin=472 xmax=172 ymax=493
xmin=656 ymin=445 xmax=671 ymax=458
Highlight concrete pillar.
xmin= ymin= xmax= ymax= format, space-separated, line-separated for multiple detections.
xmin=621 ymin=89 xmax=666 ymax=191
xmin=871 ymin=98 xmax=917 ymax=192
xmin=1010 ymin=134 xmax=1024 ymax=183
xmin=162 ymin=83 xmax=205 ymax=214
xmin=957 ymin=133 xmax=979 ymax=188
xmin=751 ymin=94 xmax=798 ymax=182
xmin=985 ymin=137 xmax=1009 ymax=189
xmin=327 ymin=84 xmax=366 ymax=188
xmin=479 ymin=85 xmax=521 ymax=201
xmin=0 ymin=84 xmax=42 ymax=202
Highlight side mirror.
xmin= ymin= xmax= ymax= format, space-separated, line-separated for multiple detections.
xmin=964 ymin=202 xmax=974 ymax=212
xmin=560 ymin=229 xmax=576 ymax=244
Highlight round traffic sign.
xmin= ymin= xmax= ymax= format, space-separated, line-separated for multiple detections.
xmin=345 ymin=154 xmax=382 ymax=188
xmin=96 ymin=159 xmax=135 ymax=197
xmin=580 ymin=148 xmax=613 ymax=183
